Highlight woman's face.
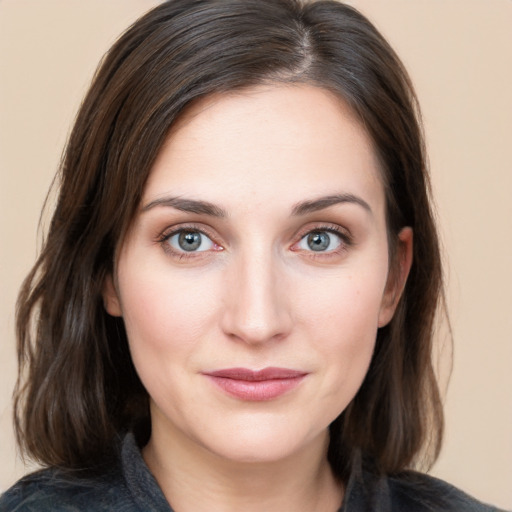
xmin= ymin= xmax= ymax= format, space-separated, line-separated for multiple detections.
xmin=104 ymin=84 xmax=411 ymax=464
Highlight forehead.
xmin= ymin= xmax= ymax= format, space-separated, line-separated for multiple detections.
xmin=143 ymin=84 xmax=384 ymax=216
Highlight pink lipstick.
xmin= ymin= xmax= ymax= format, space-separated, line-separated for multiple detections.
xmin=203 ymin=367 xmax=307 ymax=401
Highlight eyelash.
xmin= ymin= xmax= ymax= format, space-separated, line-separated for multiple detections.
xmin=156 ymin=223 xmax=353 ymax=261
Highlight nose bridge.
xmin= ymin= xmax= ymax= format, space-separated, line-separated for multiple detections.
xmin=221 ymin=241 xmax=291 ymax=344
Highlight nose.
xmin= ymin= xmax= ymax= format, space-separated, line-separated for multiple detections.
xmin=220 ymin=246 xmax=293 ymax=345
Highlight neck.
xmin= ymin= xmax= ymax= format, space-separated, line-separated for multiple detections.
xmin=142 ymin=421 xmax=343 ymax=512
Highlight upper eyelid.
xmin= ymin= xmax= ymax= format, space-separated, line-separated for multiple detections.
xmin=158 ymin=223 xmax=216 ymax=240
xmin=295 ymin=222 xmax=351 ymax=240
xmin=299 ymin=228 xmax=346 ymax=242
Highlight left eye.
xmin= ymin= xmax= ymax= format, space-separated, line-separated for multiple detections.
xmin=166 ymin=230 xmax=215 ymax=252
xmin=297 ymin=230 xmax=342 ymax=252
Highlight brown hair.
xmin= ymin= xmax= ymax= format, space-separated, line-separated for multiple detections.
xmin=14 ymin=0 xmax=444 ymax=480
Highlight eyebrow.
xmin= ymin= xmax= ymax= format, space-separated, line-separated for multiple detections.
xmin=142 ymin=197 xmax=227 ymax=217
xmin=142 ymin=192 xmax=371 ymax=218
xmin=291 ymin=193 xmax=372 ymax=216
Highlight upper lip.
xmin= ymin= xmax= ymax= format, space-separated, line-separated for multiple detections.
xmin=204 ymin=367 xmax=307 ymax=381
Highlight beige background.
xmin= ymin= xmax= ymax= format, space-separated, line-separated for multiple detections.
xmin=1 ymin=0 xmax=511 ymax=509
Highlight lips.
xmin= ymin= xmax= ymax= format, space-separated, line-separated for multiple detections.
xmin=203 ymin=367 xmax=308 ymax=401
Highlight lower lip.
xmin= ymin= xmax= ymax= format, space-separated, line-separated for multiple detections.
xmin=206 ymin=375 xmax=306 ymax=401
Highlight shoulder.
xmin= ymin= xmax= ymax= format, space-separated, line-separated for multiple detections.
xmin=0 ymin=465 xmax=134 ymax=512
xmin=386 ymin=470 xmax=503 ymax=512
xmin=344 ymin=460 xmax=504 ymax=512
xmin=0 ymin=433 xmax=171 ymax=512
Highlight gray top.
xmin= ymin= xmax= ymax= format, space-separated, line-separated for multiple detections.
xmin=0 ymin=433 xmax=502 ymax=511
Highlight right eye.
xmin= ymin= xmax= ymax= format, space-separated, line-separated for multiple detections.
xmin=165 ymin=230 xmax=216 ymax=253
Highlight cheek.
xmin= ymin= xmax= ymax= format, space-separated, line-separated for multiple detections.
xmin=296 ymin=264 xmax=387 ymax=343
xmin=117 ymin=260 xmax=220 ymax=366
xmin=116 ymin=261 xmax=225 ymax=426
xmin=294 ymin=268 xmax=386 ymax=404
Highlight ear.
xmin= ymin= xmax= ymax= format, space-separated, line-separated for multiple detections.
xmin=102 ymin=273 xmax=123 ymax=317
xmin=378 ymin=227 xmax=413 ymax=328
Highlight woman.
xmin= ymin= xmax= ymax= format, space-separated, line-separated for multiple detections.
xmin=0 ymin=0 xmax=503 ymax=510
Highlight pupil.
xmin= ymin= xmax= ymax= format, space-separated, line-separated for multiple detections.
xmin=179 ymin=231 xmax=201 ymax=251
xmin=307 ymin=232 xmax=329 ymax=251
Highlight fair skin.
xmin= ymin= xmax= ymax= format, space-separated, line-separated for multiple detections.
xmin=104 ymin=84 xmax=412 ymax=512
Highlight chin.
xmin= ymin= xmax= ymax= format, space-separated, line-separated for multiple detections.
xmin=192 ymin=412 xmax=329 ymax=465
xmin=205 ymin=436 xmax=312 ymax=465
